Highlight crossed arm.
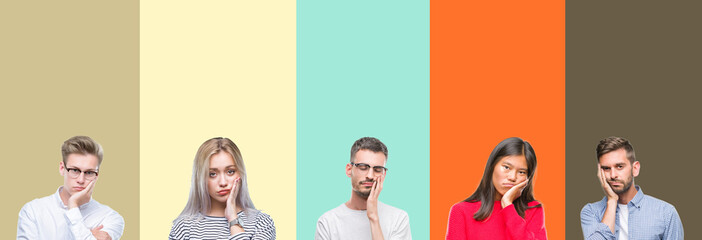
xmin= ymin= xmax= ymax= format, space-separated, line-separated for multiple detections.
xmin=17 ymin=204 xmax=124 ymax=240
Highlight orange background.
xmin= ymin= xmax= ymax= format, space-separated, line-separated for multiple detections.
xmin=430 ymin=0 xmax=564 ymax=239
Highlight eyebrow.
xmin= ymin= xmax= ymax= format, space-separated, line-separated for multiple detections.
xmin=209 ymin=165 xmax=236 ymax=170
xmin=502 ymin=161 xmax=527 ymax=171
xmin=66 ymin=166 xmax=97 ymax=171
xmin=601 ymin=161 xmax=627 ymax=168
xmin=358 ymin=162 xmax=385 ymax=167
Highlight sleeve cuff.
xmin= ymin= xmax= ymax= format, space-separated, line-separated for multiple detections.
xmin=586 ymin=222 xmax=616 ymax=240
xmin=65 ymin=207 xmax=96 ymax=239
xmin=596 ymin=222 xmax=615 ymax=237
xmin=229 ymin=231 xmax=252 ymax=240
xmin=501 ymin=204 xmax=525 ymax=224
xmin=65 ymin=207 xmax=84 ymax=225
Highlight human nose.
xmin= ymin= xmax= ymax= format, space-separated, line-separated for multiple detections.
xmin=218 ymin=175 xmax=228 ymax=187
xmin=507 ymin=170 xmax=517 ymax=181
xmin=75 ymin=172 xmax=86 ymax=183
xmin=610 ymin=169 xmax=619 ymax=180
xmin=365 ymin=168 xmax=376 ymax=178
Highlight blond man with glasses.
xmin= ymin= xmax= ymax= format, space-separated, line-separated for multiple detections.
xmin=17 ymin=136 xmax=124 ymax=240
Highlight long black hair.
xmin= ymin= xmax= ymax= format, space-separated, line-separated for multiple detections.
xmin=464 ymin=137 xmax=541 ymax=220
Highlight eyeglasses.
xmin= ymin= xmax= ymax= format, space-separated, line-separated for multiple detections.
xmin=351 ymin=163 xmax=388 ymax=174
xmin=65 ymin=168 xmax=99 ymax=180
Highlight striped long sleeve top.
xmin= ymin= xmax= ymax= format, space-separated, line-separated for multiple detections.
xmin=170 ymin=211 xmax=275 ymax=240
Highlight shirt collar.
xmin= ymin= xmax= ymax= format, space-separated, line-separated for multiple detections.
xmin=629 ymin=185 xmax=645 ymax=208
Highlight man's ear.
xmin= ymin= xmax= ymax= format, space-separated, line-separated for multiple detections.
xmin=632 ymin=161 xmax=640 ymax=177
xmin=59 ymin=161 xmax=65 ymax=176
xmin=346 ymin=163 xmax=353 ymax=177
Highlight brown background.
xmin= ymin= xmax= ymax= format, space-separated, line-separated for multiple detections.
xmin=3 ymin=0 xmax=701 ymax=239
xmin=0 ymin=1 xmax=139 ymax=239
xmin=566 ymin=1 xmax=702 ymax=239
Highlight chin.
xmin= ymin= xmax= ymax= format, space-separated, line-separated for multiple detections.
xmin=353 ymin=189 xmax=371 ymax=198
xmin=210 ymin=195 xmax=226 ymax=203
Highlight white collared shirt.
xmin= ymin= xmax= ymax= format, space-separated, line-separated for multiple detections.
xmin=17 ymin=187 xmax=124 ymax=240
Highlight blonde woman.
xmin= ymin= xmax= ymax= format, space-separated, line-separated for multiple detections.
xmin=170 ymin=137 xmax=275 ymax=240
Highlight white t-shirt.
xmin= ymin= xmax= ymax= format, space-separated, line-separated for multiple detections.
xmin=315 ymin=201 xmax=411 ymax=240
xmin=617 ymin=203 xmax=629 ymax=240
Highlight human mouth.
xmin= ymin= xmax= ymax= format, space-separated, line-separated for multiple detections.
xmin=502 ymin=183 xmax=515 ymax=188
xmin=609 ymin=181 xmax=622 ymax=186
xmin=218 ymin=189 xmax=231 ymax=196
xmin=361 ymin=181 xmax=374 ymax=187
xmin=73 ymin=187 xmax=85 ymax=191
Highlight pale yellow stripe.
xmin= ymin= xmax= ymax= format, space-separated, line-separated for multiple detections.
xmin=140 ymin=1 xmax=295 ymax=238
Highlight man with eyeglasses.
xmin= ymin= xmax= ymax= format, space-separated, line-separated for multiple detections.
xmin=17 ymin=136 xmax=124 ymax=240
xmin=315 ymin=137 xmax=411 ymax=240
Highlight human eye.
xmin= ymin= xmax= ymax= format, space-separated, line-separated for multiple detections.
xmin=519 ymin=170 xmax=527 ymax=175
xmin=86 ymin=171 xmax=98 ymax=177
xmin=209 ymin=172 xmax=217 ymax=178
xmin=373 ymin=167 xmax=384 ymax=173
xmin=503 ymin=165 xmax=510 ymax=170
xmin=227 ymin=169 xmax=236 ymax=175
xmin=68 ymin=168 xmax=81 ymax=174
xmin=358 ymin=164 xmax=369 ymax=170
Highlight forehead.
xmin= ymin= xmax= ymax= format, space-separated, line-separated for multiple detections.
xmin=599 ymin=148 xmax=629 ymax=166
xmin=497 ymin=155 xmax=527 ymax=168
xmin=65 ymin=153 xmax=99 ymax=169
xmin=209 ymin=151 xmax=236 ymax=168
xmin=354 ymin=149 xmax=387 ymax=165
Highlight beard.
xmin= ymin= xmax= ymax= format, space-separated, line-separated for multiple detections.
xmin=609 ymin=172 xmax=634 ymax=195
xmin=352 ymin=180 xmax=374 ymax=199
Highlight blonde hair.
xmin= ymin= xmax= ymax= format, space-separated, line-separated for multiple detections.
xmin=176 ymin=137 xmax=259 ymax=225
xmin=61 ymin=136 xmax=104 ymax=166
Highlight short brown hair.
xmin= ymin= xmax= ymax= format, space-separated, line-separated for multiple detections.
xmin=61 ymin=136 xmax=104 ymax=165
xmin=350 ymin=137 xmax=388 ymax=163
xmin=596 ymin=136 xmax=635 ymax=163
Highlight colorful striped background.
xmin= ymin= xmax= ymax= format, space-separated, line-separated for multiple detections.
xmin=5 ymin=0 xmax=702 ymax=239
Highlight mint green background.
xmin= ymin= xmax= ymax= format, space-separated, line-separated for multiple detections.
xmin=296 ymin=0 xmax=429 ymax=238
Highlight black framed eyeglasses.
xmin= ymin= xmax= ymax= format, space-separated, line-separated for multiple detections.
xmin=65 ymin=168 xmax=99 ymax=180
xmin=351 ymin=163 xmax=388 ymax=174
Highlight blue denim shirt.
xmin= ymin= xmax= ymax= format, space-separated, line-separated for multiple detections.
xmin=580 ymin=186 xmax=684 ymax=240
